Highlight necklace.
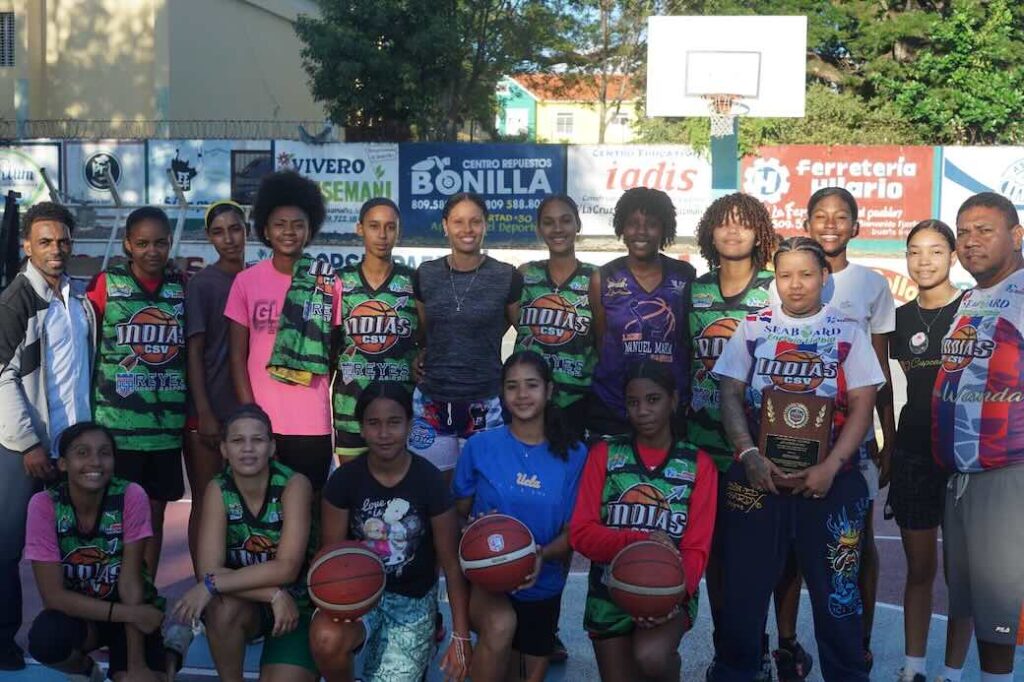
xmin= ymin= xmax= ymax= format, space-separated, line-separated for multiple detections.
xmin=910 ymin=293 xmax=958 ymax=355
xmin=449 ymin=255 xmax=483 ymax=313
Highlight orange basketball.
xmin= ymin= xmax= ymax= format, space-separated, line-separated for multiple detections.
xmin=347 ymin=299 xmax=400 ymax=354
xmin=608 ymin=541 xmax=686 ymax=619
xmin=307 ymin=541 xmax=386 ymax=618
xmin=120 ymin=307 xmax=182 ymax=365
xmin=459 ymin=514 xmax=537 ymax=593
xmin=527 ymin=294 xmax=578 ymax=346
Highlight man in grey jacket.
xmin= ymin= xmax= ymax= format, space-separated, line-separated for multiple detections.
xmin=0 ymin=202 xmax=95 ymax=669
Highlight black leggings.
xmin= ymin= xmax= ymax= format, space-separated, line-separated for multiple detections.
xmin=28 ymin=608 xmax=165 ymax=675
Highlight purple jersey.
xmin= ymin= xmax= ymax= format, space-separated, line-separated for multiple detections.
xmin=592 ymin=255 xmax=696 ymax=417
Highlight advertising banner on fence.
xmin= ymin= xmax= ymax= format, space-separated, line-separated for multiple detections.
xmin=940 ymin=146 xmax=1024 ymax=226
xmin=398 ymin=143 xmax=566 ymax=243
xmin=0 ymin=143 xmax=60 ymax=206
xmin=741 ymin=145 xmax=934 ymax=240
xmin=148 ymin=140 xmax=270 ymax=219
xmin=274 ymin=142 xmax=400 ymax=234
xmin=64 ymin=141 xmax=145 ymax=205
xmin=567 ymin=145 xmax=712 ymax=237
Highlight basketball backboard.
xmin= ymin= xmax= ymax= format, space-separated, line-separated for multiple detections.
xmin=646 ymin=15 xmax=807 ymax=118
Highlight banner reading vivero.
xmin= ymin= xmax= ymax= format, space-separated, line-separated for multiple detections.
xmin=399 ymin=143 xmax=567 ymax=244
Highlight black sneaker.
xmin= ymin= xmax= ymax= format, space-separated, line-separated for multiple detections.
xmin=0 ymin=642 xmax=25 ymax=671
xmin=773 ymin=642 xmax=813 ymax=682
xmin=549 ymin=633 xmax=568 ymax=663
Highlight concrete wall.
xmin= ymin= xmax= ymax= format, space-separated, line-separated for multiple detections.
xmin=2 ymin=0 xmax=322 ymax=137
xmin=167 ymin=0 xmax=323 ymax=124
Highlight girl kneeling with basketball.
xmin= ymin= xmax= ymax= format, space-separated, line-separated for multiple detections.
xmin=173 ymin=404 xmax=318 ymax=682
xmin=26 ymin=422 xmax=175 ymax=681
xmin=311 ymin=383 xmax=472 ymax=682
xmin=709 ymin=237 xmax=883 ymax=682
xmin=453 ymin=351 xmax=588 ymax=681
xmin=569 ymin=362 xmax=718 ymax=682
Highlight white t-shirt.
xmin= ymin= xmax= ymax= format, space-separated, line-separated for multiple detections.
xmin=771 ymin=263 xmax=896 ymax=336
xmin=713 ymin=304 xmax=886 ymax=462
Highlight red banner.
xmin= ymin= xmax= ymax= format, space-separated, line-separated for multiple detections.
xmin=740 ymin=145 xmax=935 ymax=240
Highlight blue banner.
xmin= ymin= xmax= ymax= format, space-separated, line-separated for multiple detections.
xmin=399 ymin=143 xmax=567 ymax=243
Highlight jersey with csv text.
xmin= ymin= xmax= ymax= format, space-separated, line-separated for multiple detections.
xmin=933 ymin=268 xmax=1024 ymax=472
xmin=332 ymin=263 xmax=418 ymax=437
xmin=514 ymin=260 xmax=596 ymax=409
xmin=688 ymin=270 xmax=773 ymax=471
xmin=711 ymin=305 xmax=885 ymax=467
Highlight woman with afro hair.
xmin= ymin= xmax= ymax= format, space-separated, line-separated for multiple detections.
xmin=586 ymin=187 xmax=697 ymax=437
xmin=225 ymin=170 xmax=343 ymax=491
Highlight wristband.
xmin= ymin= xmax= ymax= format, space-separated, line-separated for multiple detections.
xmin=451 ymin=633 xmax=472 ymax=642
xmin=735 ymin=446 xmax=758 ymax=462
xmin=203 ymin=573 xmax=219 ymax=596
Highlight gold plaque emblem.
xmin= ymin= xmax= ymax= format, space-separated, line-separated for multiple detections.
xmin=783 ymin=403 xmax=809 ymax=429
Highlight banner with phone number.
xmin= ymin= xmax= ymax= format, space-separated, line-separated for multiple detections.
xmin=398 ymin=143 xmax=567 ymax=243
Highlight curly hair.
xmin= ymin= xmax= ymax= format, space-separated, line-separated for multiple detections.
xmin=21 ymin=201 xmax=76 ymax=238
xmin=696 ymin=193 xmax=778 ymax=268
xmin=612 ymin=187 xmax=677 ymax=250
xmin=251 ymin=170 xmax=326 ymax=247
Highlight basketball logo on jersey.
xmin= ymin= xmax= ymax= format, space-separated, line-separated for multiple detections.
xmin=694 ymin=317 xmax=739 ymax=372
xmin=114 ymin=306 xmax=184 ymax=369
xmin=228 ymin=533 xmax=276 ymax=567
xmin=62 ymin=546 xmax=119 ymax=599
xmin=940 ymin=324 xmax=995 ymax=373
xmin=344 ymin=298 xmax=413 ymax=355
xmin=755 ymin=349 xmax=838 ymax=393
xmin=519 ymin=293 xmax=591 ymax=346
xmin=605 ymin=483 xmax=686 ymax=535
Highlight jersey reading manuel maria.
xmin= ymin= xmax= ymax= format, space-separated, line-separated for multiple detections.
xmin=514 ymin=260 xmax=596 ymax=409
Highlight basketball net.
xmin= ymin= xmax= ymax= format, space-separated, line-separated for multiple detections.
xmin=704 ymin=94 xmax=740 ymax=138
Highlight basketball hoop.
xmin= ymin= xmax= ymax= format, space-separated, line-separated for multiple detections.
xmin=704 ymin=94 xmax=741 ymax=138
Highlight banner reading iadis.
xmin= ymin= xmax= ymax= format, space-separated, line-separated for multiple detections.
xmin=741 ymin=145 xmax=934 ymax=239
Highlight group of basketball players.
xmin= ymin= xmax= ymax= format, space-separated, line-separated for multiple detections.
xmin=2 ymin=165 xmax=1022 ymax=682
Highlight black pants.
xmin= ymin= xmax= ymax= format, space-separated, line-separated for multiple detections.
xmin=274 ymin=434 xmax=333 ymax=492
xmin=28 ymin=608 xmax=166 ymax=675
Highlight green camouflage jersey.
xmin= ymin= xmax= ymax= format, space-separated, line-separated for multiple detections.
xmin=584 ymin=436 xmax=698 ymax=636
xmin=688 ymin=270 xmax=773 ymax=471
xmin=332 ymin=262 xmax=418 ymax=439
xmin=217 ymin=460 xmax=314 ymax=609
xmin=93 ymin=266 xmax=186 ymax=452
xmin=514 ymin=260 xmax=596 ymax=408
xmin=49 ymin=477 xmax=162 ymax=607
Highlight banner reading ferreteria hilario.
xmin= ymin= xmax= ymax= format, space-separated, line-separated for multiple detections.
xmin=740 ymin=145 xmax=934 ymax=240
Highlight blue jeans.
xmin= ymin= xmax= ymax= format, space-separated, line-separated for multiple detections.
xmin=0 ymin=446 xmax=40 ymax=647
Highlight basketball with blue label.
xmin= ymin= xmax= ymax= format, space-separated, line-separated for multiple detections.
xmin=607 ymin=540 xmax=686 ymax=619
xmin=459 ymin=514 xmax=537 ymax=592
xmin=307 ymin=541 xmax=386 ymax=619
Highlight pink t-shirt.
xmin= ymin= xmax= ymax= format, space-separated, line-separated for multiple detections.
xmin=24 ymin=483 xmax=152 ymax=562
xmin=224 ymin=258 xmax=343 ymax=436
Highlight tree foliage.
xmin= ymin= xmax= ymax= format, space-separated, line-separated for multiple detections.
xmin=296 ymin=0 xmax=569 ymax=141
xmin=634 ymin=0 xmax=1024 ymax=147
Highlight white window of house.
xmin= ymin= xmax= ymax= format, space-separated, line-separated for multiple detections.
xmin=556 ymin=112 xmax=573 ymax=136
xmin=0 ymin=13 xmax=13 ymax=68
